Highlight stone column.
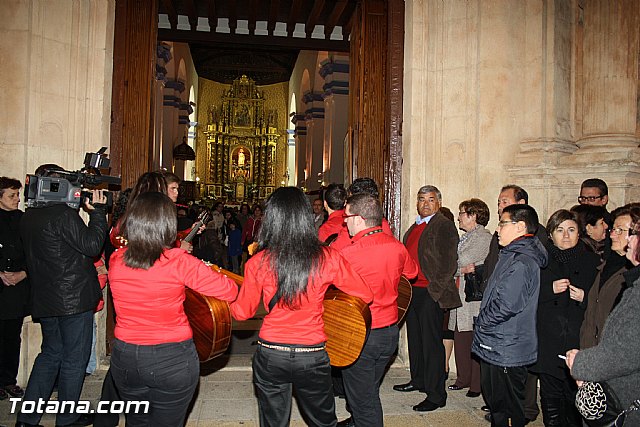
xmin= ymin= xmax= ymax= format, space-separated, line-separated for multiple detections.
xmin=303 ymin=91 xmax=325 ymax=190
xmin=573 ymin=0 xmax=640 ymax=160
xmin=320 ymin=54 xmax=350 ymax=185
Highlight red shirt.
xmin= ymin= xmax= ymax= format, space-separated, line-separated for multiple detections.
xmin=230 ymin=247 xmax=373 ymax=345
xmin=341 ymin=227 xmax=419 ymax=328
xmin=405 ymin=223 xmax=430 ymax=288
xmin=108 ymin=248 xmax=238 ymax=345
xmin=331 ymin=217 xmax=393 ymax=251
xmin=318 ymin=209 xmax=345 ymax=242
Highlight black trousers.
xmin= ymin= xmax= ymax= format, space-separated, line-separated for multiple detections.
xmin=0 ymin=318 xmax=23 ymax=387
xmin=110 ymin=338 xmax=200 ymax=427
xmin=480 ymin=361 xmax=528 ymax=427
xmin=343 ymin=326 xmax=398 ymax=427
xmin=406 ymin=286 xmax=446 ymax=405
xmin=252 ymin=343 xmax=336 ymax=427
xmin=539 ymin=372 xmax=581 ymax=426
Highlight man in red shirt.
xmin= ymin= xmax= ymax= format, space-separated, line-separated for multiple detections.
xmin=318 ymin=183 xmax=347 ymax=242
xmin=393 ymin=185 xmax=461 ymax=412
xmin=331 ymin=178 xmax=393 ymax=250
xmin=337 ymin=194 xmax=419 ymax=427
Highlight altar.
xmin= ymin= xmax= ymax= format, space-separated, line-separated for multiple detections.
xmin=202 ymin=75 xmax=283 ymax=204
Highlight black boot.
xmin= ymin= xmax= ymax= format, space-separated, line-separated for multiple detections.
xmin=540 ymin=397 xmax=564 ymax=427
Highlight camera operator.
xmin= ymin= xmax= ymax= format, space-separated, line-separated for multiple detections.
xmin=0 ymin=177 xmax=29 ymax=403
xmin=16 ymin=165 xmax=108 ymax=427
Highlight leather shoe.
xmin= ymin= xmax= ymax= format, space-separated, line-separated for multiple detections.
xmin=336 ymin=417 xmax=354 ymax=427
xmin=55 ymin=413 xmax=95 ymax=427
xmin=447 ymin=384 xmax=465 ymax=391
xmin=484 ymin=413 xmax=491 ymax=422
xmin=466 ymin=391 xmax=481 ymax=398
xmin=481 ymin=405 xmax=490 ymax=412
xmin=15 ymin=423 xmax=44 ymax=427
xmin=393 ymin=382 xmax=418 ymax=392
xmin=413 ymin=398 xmax=445 ymax=412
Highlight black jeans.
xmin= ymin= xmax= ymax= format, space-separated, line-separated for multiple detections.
xmin=343 ymin=325 xmax=398 ymax=427
xmin=110 ymin=338 xmax=200 ymax=427
xmin=480 ymin=360 xmax=528 ymax=427
xmin=252 ymin=341 xmax=336 ymax=427
xmin=0 ymin=318 xmax=23 ymax=387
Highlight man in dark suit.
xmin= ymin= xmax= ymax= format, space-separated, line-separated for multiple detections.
xmin=393 ymin=185 xmax=461 ymax=412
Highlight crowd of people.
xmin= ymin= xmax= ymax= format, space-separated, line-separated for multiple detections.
xmin=1 ymin=167 xmax=639 ymax=427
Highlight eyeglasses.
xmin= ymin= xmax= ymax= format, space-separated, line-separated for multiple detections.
xmin=343 ymin=213 xmax=360 ymax=220
xmin=611 ymin=227 xmax=630 ymax=235
xmin=578 ymin=195 xmax=604 ymax=203
xmin=497 ymin=220 xmax=518 ymax=228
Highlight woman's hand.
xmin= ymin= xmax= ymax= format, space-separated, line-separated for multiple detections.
xmin=552 ymin=278 xmax=570 ymax=294
xmin=460 ymin=264 xmax=475 ymax=274
xmin=568 ymin=285 xmax=585 ymax=302
xmin=0 ymin=270 xmax=27 ymax=286
xmin=565 ymin=349 xmax=583 ymax=386
xmin=180 ymin=240 xmax=193 ymax=253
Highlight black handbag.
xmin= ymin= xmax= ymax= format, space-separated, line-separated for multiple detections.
xmin=464 ymin=264 xmax=484 ymax=302
xmin=575 ymin=381 xmax=640 ymax=426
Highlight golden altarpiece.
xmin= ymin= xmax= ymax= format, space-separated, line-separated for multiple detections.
xmin=203 ymin=76 xmax=282 ymax=204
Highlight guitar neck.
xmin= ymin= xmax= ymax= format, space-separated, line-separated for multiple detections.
xmin=182 ymin=220 xmax=203 ymax=244
xmin=210 ymin=264 xmax=244 ymax=286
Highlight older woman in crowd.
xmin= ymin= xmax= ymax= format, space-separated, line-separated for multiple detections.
xmin=532 ymin=209 xmax=600 ymax=426
xmin=566 ymin=206 xmax=640 ymax=427
xmin=447 ymin=198 xmax=492 ymax=398
xmin=0 ymin=177 xmax=29 ymax=401
xmin=580 ymin=205 xmax=633 ymax=349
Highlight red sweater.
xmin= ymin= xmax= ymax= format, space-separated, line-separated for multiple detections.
xmin=331 ymin=217 xmax=393 ymax=251
xmin=405 ymin=222 xmax=430 ymax=288
xmin=341 ymin=227 xmax=419 ymax=328
xmin=108 ymin=248 xmax=238 ymax=345
xmin=230 ymin=247 xmax=373 ymax=345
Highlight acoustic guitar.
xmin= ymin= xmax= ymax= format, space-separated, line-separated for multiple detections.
xmin=183 ymin=264 xmax=242 ymax=362
xmin=323 ymin=276 xmax=413 ymax=367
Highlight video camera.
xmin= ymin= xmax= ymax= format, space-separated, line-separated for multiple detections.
xmin=24 ymin=147 xmax=121 ymax=209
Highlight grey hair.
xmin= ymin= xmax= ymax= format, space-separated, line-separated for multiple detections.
xmin=417 ymin=185 xmax=442 ymax=200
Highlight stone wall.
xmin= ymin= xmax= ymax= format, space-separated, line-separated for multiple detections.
xmin=1 ymin=0 xmax=116 ymax=384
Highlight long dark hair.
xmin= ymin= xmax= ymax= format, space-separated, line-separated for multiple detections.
xmin=129 ymin=172 xmax=168 ymax=208
xmin=256 ymin=187 xmax=324 ymax=309
xmin=121 ymin=192 xmax=177 ymax=269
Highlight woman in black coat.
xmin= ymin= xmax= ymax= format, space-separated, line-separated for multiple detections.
xmin=0 ymin=177 xmax=29 ymax=401
xmin=532 ymin=209 xmax=600 ymax=426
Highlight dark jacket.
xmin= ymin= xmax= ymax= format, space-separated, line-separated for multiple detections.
xmin=481 ymin=222 xmax=548 ymax=291
xmin=20 ymin=204 xmax=107 ymax=318
xmin=571 ymin=278 xmax=640 ymax=426
xmin=472 ymin=236 xmax=548 ymax=367
xmin=403 ymin=212 xmax=461 ymax=309
xmin=532 ymin=241 xmax=600 ymax=379
xmin=0 ymin=209 xmax=30 ymax=319
xmin=580 ymin=253 xmax=628 ymax=349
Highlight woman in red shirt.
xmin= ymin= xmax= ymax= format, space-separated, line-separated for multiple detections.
xmin=230 ymin=187 xmax=373 ymax=427
xmin=108 ymin=192 xmax=238 ymax=426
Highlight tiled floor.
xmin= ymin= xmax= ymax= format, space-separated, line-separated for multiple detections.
xmin=0 ymin=354 xmax=544 ymax=426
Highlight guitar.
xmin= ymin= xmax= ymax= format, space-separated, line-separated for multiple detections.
xmin=178 ymin=211 xmax=210 ymax=244
xmin=323 ymin=276 xmax=413 ymax=367
xmin=183 ymin=264 xmax=242 ymax=362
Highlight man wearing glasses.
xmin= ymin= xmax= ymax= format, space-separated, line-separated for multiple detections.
xmin=472 ymin=204 xmax=548 ymax=427
xmin=337 ymin=194 xmax=418 ymax=427
xmin=578 ymin=178 xmax=609 ymax=208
